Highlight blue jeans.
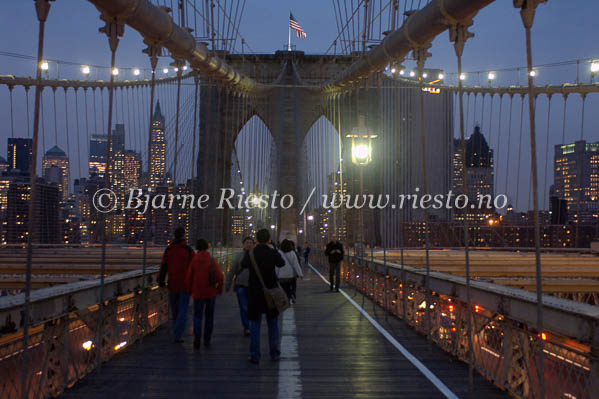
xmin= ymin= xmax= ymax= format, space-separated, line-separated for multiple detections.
xmin=235 ymin=286 xmax=250 ymax=331
xmin=193 ymin=298 xmax=215 ymax=342
xmin=169 ymin=292 xmax=190 ymax=340
xmin=249 ymin=314 xmax=280 ymax=361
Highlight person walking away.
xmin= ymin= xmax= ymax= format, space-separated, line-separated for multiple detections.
xmin=325 ymin=239 xmax=344 ymax=292
xmin=302 ymin=242 xmax=311 ymax=266
xmin=186 ymin=239 xmax=224 ymax=349
xmin=158 ymin=227 xmax=194 ymax=343
xmin=276 ymin=239 xmax=304 ymax=303
xmin=225 ymin=236 xmax=254 ymax=336
xmin=242 ymin=229 xmax=285 ymax=364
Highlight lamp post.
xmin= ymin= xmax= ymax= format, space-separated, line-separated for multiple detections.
xmin=346 ymin=115 xmax=377 ymax=249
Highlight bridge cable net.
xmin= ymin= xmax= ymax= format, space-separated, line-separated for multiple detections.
xmin=1 ymin=1 xmax=599 ymax=399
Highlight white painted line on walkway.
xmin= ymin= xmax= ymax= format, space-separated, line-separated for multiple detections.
xmin=307 ymin=263 xmax=460 ymax=399
xmin=278 ymin=306 xmax=302 ymax=399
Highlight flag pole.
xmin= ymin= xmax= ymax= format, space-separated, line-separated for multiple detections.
xmin=288 ymin=13 xmax=292 ymax=51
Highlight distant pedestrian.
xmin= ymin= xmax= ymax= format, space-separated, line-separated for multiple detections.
xmin=158 ymin=227 xmax=194 ymax=343
xmin=242 ymin=229 xmax=285 ymax=364
xmin=302 ymin=242 xmax=311 ymax=266
xmin=277 ymin=239 xmax=304 ymax=303
xmin=186 ymin=239 xmax=224 ymax=349
xmin=225 ymin=236 xmax=254 ymax=336
xmin=325 ymin=239 xmax=344 ymax=292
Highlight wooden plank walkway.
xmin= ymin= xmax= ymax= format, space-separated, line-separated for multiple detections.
xmin=59 ymin=262 xmax=509 ymax=399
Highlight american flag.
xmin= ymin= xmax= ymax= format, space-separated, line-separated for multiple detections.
xmin=290 ymin=13 xmax=307 ymax=38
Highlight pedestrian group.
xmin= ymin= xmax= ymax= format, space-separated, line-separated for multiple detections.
xmin=158 ymin=226 xmax=343 ymax=364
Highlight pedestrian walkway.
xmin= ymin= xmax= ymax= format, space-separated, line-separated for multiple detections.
xmin=59 ymin=263 xmax=508 ymax=399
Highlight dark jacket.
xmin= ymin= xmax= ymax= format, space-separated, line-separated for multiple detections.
xmin=325 ymin=241 xmax=344 ymax=263
xmin=186 ymin=251 xmax=224 ymax=299
xmin=242 ymin=243 xmax=285 ymax=320
xmin=158 ymin=239 xmax=194 ymax=293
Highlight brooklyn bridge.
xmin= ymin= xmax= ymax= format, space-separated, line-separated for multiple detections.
xmin=0 ymin=0 xmax=598 ymax=398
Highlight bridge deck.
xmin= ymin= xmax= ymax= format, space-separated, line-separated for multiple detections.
xmin=59 ymin=264 xmax=508 ymax=399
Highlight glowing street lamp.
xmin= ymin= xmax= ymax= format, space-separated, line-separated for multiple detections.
xmin=81 ymin=65 xmax=91 ymax=76
xmin=346 ymin=116 xmax=377 ymax=166
xmin=488 ymin=72 xmax=496 ymax=84
xmin=163 ymin=68 xmax=169 ymax=74
xmin=591 ymin=61 xmax=599 ymax=82
xmin=438 ymin=73 xmax=444 ymax=80
xmin=112 ymin=68 xmax=119 ymax=76
xmin=529 ymin=69 xmax=537 ymax=78
xmin=40 ymin=60 xmax=49 ymax=73
xmin=459 ymin=73 xmax=466 ymax=81
xmin=133 ymin=68 xmax=141 ymax=76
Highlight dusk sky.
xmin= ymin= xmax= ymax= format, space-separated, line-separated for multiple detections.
xmin=0 ymin=1 xmax=598 ymax=211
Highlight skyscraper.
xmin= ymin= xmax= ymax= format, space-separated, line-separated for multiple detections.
xmin=112 ymin=123 xmax=126 ymax=153
xmin=554 ymin=140 xmax=599 ymax=224
xmin=7 ymin=138 xmax=33 ymax=173
xmin=149 ymin=101 xmax=166 ymax=189
xmin=7 ymin=177 xmax=60 ymax=244
xmin=453 ymin=125 xmax=495 ymax=223
xmin=42 ymin=145 xmax=70 ymax=201
xmin=89 ymin=134 xmax=108 ymax=177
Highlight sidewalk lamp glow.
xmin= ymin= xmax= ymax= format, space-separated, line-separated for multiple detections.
xmin=307 ymin=215 xmax=314 ymax=221
xmin=270 ymin=224 xmax=275 ymax=229
xmin=409 ymin=70 xmax=415 ymax=77
xmin=112 ymin=68 xmax=119 ymax=76
xmin=592 ymin=61 xmax=599 ymax=74
xmin=422 ymin=72 xmax=428 ymax=78
xmin=438 ymin=73 xmax=444 ymax=80
xmin=182 ymin=65 xmax=188 ymax=71
xmin=81 ymin=65 xmax=90 ymax=75
xmin=399 ymin=69 xmax=405 ymax=75
xmin=133 ymin=68 xmax=141 ymax=76
xmin=390 ymin=67 xmax=396 ymax=74
xmin=163 ymin=68 xmax=169 ymax=74
xmin=174 ymin=67 xmax=179 ymax=73
xmin=459 ymin=73 xmax=466 ymax=81
xmin=40 ymin=61 xmax=49 ymax=71
xmin=529 ymin=70 xmax=537 ymax=77
xmin=488 ymin=72 xmax=496 ymax=81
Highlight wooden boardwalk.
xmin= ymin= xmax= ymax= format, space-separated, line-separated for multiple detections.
xmin=59 ymin=263 xmax=508 ymax=399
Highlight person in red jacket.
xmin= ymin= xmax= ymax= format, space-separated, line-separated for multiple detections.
xmin=186 ymin=238 xmax=224 ymax=349
xmin=158 ymin=227 xmax=194 ymax=343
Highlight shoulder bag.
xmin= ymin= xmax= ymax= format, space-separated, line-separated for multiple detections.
xmin=249 ymin=249 xmax=290 ymax=313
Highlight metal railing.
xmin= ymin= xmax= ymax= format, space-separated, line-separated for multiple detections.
xmin=0 ymin=252 xmax=233 ymax=399
xmin=313 ymin=251 xmax=599 ymax=399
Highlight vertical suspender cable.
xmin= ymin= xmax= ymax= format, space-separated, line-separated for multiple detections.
xmin=64 ymin=88 xmax=72 ymax=198
xmin=97 ymin=17 xmax=123 ymax=368
xmin=518 ymin=2 xmax=545 ymax=395
xmin=26 ymin=87 xmax=32 ymax=138
xmin=9 ymin=86 xmax=15 ymax=138
xmin=75 ymin=89 xmax=83 ymax=179
xmin=173 ymin=67 xmax=183 ymax=185
xmin=142 ymin=43 xmax=159 ymax=338
xmin=23 ymin=2 xmax=51 ymax=398
xmin=542 ymin=95 xmax=552 ymax=210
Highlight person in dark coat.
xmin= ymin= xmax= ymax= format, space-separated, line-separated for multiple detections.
xmin=325 ymin=239 xmax=344 ymax=292
xmin=242 ymin=228 xmax=285 ymax=363
xmin=158 ymin=227 xmax=194 ymax=342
